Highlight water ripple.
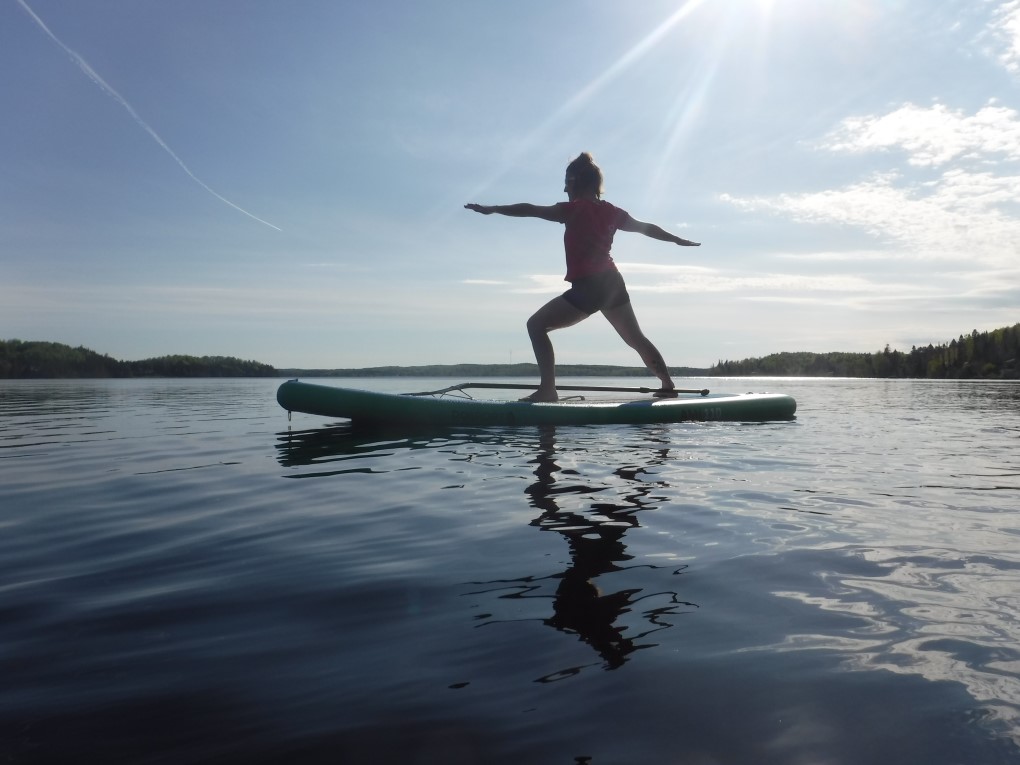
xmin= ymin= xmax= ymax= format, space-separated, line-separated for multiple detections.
xmin=2 ymin=378 xmax=1020 ymax=763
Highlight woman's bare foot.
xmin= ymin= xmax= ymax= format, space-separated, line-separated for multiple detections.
xmin=653 ymin=381 xmax=677 ymax=398
xmin=520 ymin=388 xmax=558 ymax=403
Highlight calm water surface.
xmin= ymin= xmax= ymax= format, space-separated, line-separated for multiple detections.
xmin=2 ymin=377 xmax=1019 ymax=764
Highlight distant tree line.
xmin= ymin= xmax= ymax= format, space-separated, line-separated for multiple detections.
xmin=710 ymin=323 xmax=1020 ymax=379
xmin=0 ymin=340 xmax=277 ymax=379
xmin=5 ymin=324 xmax=1018 ymax=379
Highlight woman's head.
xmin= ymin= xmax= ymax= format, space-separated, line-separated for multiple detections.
xmin=564 ymin=152 xmax=604 ymax=199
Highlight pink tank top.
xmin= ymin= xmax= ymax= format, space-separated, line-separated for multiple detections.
xmin=552 ymin=199 xmax=627 ymax=281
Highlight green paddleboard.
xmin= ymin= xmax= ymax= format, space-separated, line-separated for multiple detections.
xmin=277 ymin=380 xmax=797 ymax=427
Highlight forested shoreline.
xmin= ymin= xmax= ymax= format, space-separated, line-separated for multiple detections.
xmin=712 ymin=324 xmax=1019 ymax=379
xmin=1 ymin=324 xmax=1017 ymax=379
xmin=0 ymin=341 xmax=275 ymax=379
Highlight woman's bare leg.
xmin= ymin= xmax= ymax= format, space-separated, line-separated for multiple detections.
xmin=602 ymin=302 xmax=675 ymax=392
xmin=525 ymin=297 xmax=588 ymax=401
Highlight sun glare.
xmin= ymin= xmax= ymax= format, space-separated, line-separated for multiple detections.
xmin=465 ymin=0 xmax=709 ymax=202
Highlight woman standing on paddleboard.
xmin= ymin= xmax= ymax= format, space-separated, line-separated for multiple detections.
xmin=466 ymin=152 xmax=700 ymax=402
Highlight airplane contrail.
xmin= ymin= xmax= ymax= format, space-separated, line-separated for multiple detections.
xmin=16 ymin=0 xmax=282 ymax=232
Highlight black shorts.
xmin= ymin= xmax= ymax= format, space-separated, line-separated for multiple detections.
xmin=561 ymin=269 xmax=631 ymax=315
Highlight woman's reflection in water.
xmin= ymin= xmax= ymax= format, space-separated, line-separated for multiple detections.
xmin=470 ymin=425 xmax=697 ymax=678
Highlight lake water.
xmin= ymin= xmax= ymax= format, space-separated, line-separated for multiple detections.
xmin=2 ymin=377 xmax=1019 ymax=764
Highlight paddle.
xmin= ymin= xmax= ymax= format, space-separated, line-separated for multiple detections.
xmin=406 ymin=382 xmax=710 ymax=397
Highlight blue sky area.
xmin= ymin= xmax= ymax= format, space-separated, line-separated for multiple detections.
xmin=4 ymin=0 xmax=1019 ymax=368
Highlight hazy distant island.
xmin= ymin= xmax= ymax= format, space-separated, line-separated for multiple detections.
xmin=1 ymin=323 xmax=1017 ymax=379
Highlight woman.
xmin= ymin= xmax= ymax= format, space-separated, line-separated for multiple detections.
xmin=465 ymin=152 xmax=700 ymax=402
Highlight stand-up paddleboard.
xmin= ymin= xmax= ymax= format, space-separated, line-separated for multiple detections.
xmin=277 ymin=380 xmax=797 ymax=427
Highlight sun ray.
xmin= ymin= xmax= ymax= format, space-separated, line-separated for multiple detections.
xmin=466 ymin=0 xmax=708 ymax=201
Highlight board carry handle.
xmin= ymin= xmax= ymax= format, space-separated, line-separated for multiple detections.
xmin=406 ymin=382 xmax=710 ymax=397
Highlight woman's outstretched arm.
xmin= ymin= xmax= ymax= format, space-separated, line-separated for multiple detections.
xmin=465 ymin=203 xmax=563 ymax=222
xmin=619 ymin=214 xmax=700 ymax=246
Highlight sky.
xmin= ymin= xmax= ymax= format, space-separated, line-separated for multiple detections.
xmin=3 ymin=0 xmax=1019 ymax=370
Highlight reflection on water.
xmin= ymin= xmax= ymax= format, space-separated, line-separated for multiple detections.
xmin=276 ymin=423 xmax=699 ymax=677
xmin=766 ymin=546 xmax=1020 ymax=735
xmin=276 ymin=423 xmax=413 ymax=477
xmin=3 ymin=378 xmax=1020 ymax=763
xmin=268 ymin=387 xmax=1020 ymax=760
xmin=467 ymin=425 xmax=697 ymax=677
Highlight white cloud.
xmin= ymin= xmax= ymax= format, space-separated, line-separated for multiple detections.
xmin=630 ymin=270 xmax=893 ymax=295
xmin=508 ymin=264 xmax=937 ymax=303
xmin=724 ymin=170 xmax=1020 ymax=266
xmin=2 ymin=284 xmax=342 ymax=319
xmin=510 ymin=267 xmax=882 ymax=297
xmin=723 ymin=98 xmax=1020 ymax=267
xmin=616 ymin=262 xmax=715 ymax=276
xmin=775 ymin=249 xmax=893 ymax=262
xmin=992 ymin=0 xmax=1020 ymax=73
xmin=513 ymin=274 xmax=568 ymax=294
xmin=821 ymin=103 xmax=1020 ymax=166
xmin=0 ymin=281 xmax=483 ymax=324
